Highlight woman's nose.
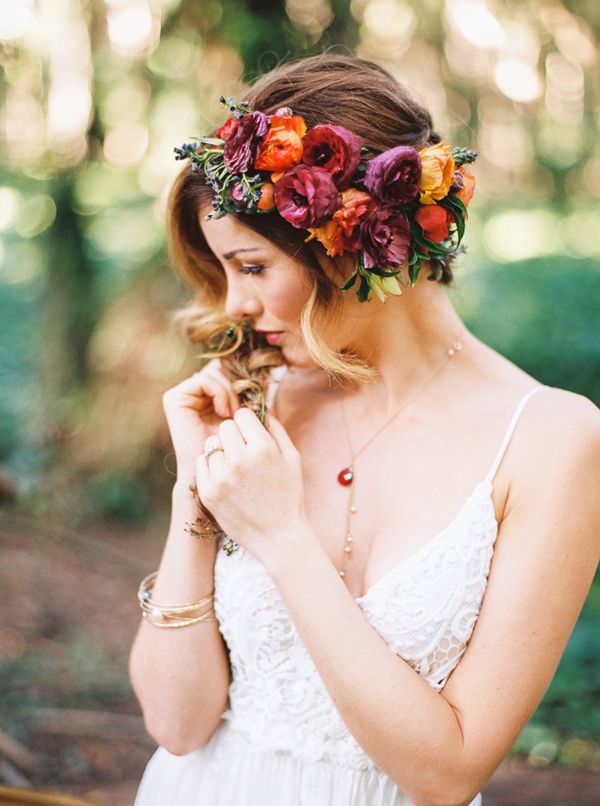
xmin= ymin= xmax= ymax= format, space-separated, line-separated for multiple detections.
xmin=224 ymin=285 xmax=262 ymax=320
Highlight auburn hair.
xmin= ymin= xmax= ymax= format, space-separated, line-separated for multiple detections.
xmin=167 ymin=53 xmax=453 ymax=389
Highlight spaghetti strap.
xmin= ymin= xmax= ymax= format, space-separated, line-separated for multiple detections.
xmin=265 ymin=364 xmax=289 ymax=410
xmin=483 ymin=384 xmax=547 ymax=484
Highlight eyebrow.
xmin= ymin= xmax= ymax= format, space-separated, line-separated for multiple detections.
xmin=222 ymin=247 xmax=261 ymax=260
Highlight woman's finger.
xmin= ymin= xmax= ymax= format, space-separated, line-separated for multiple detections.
xmin=218 ymin=417 xmax=247 ymax=456
xmin=232 ymin=407 xmax=273 ymax=447
xmin=263 ymin=413 xmax=299 ymax=460
xmin=173 ymin=372 xmax=235 ymax=418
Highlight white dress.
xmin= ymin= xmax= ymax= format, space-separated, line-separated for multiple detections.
xmin=135 ymin=365 xmax=546 ymax=805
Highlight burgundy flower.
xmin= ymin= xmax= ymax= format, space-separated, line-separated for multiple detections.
xmin=359 ymin=208 xmax=411 ymax=269
xmin=223 ymin=111 xmax=270 ymax=174
xmin=302 ymin=124 xmax=363 ymax=190
xmin=273 ymin=165 xmax=342 ymax=228
xmin=363 ymin=145 xmax=421 ymax=206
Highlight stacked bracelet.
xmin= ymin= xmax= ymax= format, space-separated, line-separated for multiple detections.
xmin=137 ymin=571 xmax=217 ymax=628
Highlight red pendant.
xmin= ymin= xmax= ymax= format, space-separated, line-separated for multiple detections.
xmin=337 ymin=467 xmax=353 ymax=486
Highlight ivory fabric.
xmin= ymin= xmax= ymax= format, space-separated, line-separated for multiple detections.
xmin=135 ymin=367 xmax=546 ymax=805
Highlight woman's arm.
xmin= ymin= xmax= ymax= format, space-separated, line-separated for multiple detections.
xmin=263 ymin=392 xmax=600 ymax=806
xmin=129 ymin=482 xmax=231 ymax=755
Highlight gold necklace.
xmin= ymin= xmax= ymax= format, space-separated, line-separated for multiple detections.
xmin=336 ymin=328 xmax=465 ymax=581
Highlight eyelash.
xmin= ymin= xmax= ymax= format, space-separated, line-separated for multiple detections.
xmin=240 ymin=264 xmax=265 ymax=275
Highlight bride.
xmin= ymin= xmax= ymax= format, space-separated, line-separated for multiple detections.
xmin=130 ymin=53 xmax=600 ymax=806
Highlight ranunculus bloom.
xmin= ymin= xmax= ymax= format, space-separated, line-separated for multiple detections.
xmin=215 ymin=117 xmax=239 ymax=142
xmin=414 ymin=204 xmax=453 ymax=242
xmin=257 ymin=182 xmax=275 ymax=211
xmin=455 ymin=167 xmax=475 ymax=208
xmin=306 ymin=188 xmax=375 ymax=256
xmin=223 ymin=111 xmax=270 ymax=174
xmin=254 ymin=114 xmax=307 ymax=172
xmin=359 ymin=208 xmax=411 ymax=269
xmin=273 ymin=165 xmax=342 ymax=229
xmin=229 ymin=181 xmax=247 ymax=207
xmin=301 ymin=124 xmax=364 ymax=190
xmin=363 ymin=145 xmax=422 ymax=206
xmin=419 ymin=143 xmax=455 ymax=205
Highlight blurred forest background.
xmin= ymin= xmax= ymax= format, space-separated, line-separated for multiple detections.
xmin=1 ymin=0 xmax=599 ymax=802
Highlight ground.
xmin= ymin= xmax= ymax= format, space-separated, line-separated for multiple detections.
xmin=1 ymin=509 xmax=599 ymax=805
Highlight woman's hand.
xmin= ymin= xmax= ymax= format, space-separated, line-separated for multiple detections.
xmin=162 ymin=358 xmax=242 ymax=489
xmin=195 ymin=407 xmax=311 ymax=565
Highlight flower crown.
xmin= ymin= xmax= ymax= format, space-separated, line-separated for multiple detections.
xmin=174 ymin=96 xmax=477 ymax=303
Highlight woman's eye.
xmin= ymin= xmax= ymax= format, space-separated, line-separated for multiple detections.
xmin=240 ymin=264 xmax=264 ymax=275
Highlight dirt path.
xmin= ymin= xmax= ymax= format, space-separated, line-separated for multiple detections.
xmin=1 ymin=510 xmax=599 ymax=805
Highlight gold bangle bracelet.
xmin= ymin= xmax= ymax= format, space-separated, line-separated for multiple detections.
xmin=137 ymin=572 xmax=215 ymax=610
xmin=137 ymin=571 xmax=217 ymax=627
xmin=141 ymin=608 xmax=218 ymax=628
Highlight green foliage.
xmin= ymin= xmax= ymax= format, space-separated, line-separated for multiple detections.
xmin=450 ymin=255 xmax=600 ymax=404
xmin=85 ymin=471 xmax=150 ymax=524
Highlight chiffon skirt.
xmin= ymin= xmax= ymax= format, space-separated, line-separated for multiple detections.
xmin=134 ymin=720 xmax=483 ymax=805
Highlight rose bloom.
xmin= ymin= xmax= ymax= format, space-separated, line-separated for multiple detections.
xmin=223 ymin=111 xmax=270 ymax=174
xmin=455 ymin=167 xmax=476 ymax=208
xmin=359 ymin=208 xmax=411 ymax=269
xmin=301 ymin=124 xmax=364 ymax=190
xmin=274 ymin=164 xmax=342 ymax=228
xmin=363 ymin=145 xmax=422 ymax=206
xmin=306 ymin=188 xmax=375 ymax=256
xmin=254 ymin=114 xmax=307 ymax=172
xmin=414 ymin=204 xmax=453 ymax=243
xmin=418 ymin=143 xmax=456 ymax=205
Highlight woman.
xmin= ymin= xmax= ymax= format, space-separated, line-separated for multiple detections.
xmin=130 ymin=54 xmax=600 ymax=805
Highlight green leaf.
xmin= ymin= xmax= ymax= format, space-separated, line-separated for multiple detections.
xmin=357 ymin=275 xmax=371 ymax=302
xmin=339 ymin=272 xmax=358 ymax=291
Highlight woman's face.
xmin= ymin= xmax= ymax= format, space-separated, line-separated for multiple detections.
xmin=198 ymin=207 xmax=319 ymax=368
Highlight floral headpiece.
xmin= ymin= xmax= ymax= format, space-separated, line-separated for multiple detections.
xmin=174 ymin=96 xmax=477 ymax=303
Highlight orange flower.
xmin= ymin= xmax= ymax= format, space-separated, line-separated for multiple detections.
xmin=418 ymin=143 xmax=455 ymax=205
xmin=455 ymin=167 xmax=475 ymax=208
xmin=414 ymin=204 xmax=453 ymax=242
xmin=304 ymin=220 xmax=341 ymax=255
xmin=257 ymin=182 xmax=275 ymax=211
xmin=254 ymin=115 xmax=307 ymax=172
xmin=305 ymin=189 xmax=374 ymax=257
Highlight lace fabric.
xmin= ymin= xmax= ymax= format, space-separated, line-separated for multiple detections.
xmin=135 ymin=366 xmax=546 ymax=805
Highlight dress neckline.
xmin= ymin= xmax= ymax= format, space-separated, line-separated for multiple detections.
xmin=353 ymin=477 xmax=496 ymax=602
xmin=266 ymin=364 xmax=544 ymax=604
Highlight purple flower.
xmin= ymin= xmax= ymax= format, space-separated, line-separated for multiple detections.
xmin=223 ymin=111 xmax=270 ymax=174
xmin=363 ymin=145 xmax=421 ymax=206
xmin=359 ymin=208 xmax=411 ymax=269
xmin=273 ymin=165 xmax=342 ymax=228
xmin=302 ymin=124 xmax=364 ymax=190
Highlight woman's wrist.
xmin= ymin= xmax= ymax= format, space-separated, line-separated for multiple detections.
xmin=259 ymin=519 xmax=324 ymax=579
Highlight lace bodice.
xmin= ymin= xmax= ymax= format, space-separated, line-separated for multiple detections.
xmin=212 ymin=368 xmax=546 ymax=772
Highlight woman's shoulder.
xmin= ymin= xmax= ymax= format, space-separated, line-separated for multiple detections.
xmin=504 ymin=381 xmax=600 ymax=526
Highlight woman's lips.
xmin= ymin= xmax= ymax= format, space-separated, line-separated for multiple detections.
xmin=263 ymin=332 xmax=284 ymax=345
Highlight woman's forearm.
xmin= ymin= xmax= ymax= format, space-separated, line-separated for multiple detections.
xmin=129 ymin=483 xmax=231 ymax=755
xmin=263 ymin=529 xmax=469 ymax=806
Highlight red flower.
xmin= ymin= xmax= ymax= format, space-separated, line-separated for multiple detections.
xmin=274 ymin=165 xmax=342 ymax=229
xmin=215 ymin=117 xmax=239 ymax=142
xmin=301 ymin=124 xmax=364 ymax=190
xmin=414 ymin=204 xmax=453 ymax=243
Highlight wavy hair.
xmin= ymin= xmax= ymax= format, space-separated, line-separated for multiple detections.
xmin=167 ymin=53 xmax=452 ymax=396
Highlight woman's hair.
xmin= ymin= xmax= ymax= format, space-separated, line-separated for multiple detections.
xmin=167 ymin=53 xmax=451 ymax=387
